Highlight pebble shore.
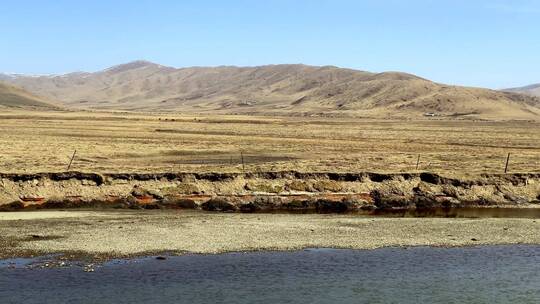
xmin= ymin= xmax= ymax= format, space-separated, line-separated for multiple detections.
xmin=1 ymin=210 xmax=539 ymax=260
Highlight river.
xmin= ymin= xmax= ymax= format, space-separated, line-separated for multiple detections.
xmin=1 ymin=245 xmax=539 ymax=303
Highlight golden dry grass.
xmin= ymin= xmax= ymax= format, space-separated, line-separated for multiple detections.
xmin=0 ymin=109 xmax=539 ymax=176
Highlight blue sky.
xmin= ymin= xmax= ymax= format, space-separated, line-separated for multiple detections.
xmin=1 ymin=0 xmax=539 ymax=88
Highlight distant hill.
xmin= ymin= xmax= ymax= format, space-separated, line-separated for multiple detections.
xmin=505 ymin=83 xmax=540 ymax=97
xmin=2 ymin=61 xmax=540 ymax=119
xmin=0 ymin=82 xmax=56 ymax=109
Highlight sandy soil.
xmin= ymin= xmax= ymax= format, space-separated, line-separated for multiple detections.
xmin=1 ymin=210 xmax=539 ymax=259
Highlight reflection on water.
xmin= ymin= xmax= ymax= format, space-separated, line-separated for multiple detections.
xmin=271 ymin=207 xmax=540 ymax=218
xmin=1 ymin=246 xmax=539 ymax=304
xmin=369 ymin=207 xmax=540 ymax=218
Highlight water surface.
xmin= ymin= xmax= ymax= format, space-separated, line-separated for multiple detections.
xmin=1 ymin=246 xmax=539 ymax=304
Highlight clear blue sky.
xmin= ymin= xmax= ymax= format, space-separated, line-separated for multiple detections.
xmin=2 ymin=0 xmax=539 ymax=88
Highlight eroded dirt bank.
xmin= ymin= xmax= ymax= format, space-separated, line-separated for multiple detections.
xmin=1 ymin=172 xmax=539 ymax=212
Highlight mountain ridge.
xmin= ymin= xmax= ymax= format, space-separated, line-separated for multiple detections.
xmin=2 ymin=60 xmax=540 ymax=119
xmin=0 ymin=81 xmax=57 ymax=109
xmin=505 ymin=83 xmax=540 ymax=97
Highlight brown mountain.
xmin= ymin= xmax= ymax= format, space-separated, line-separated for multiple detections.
xmin=3 ymin=60 xmax=540 ymax=119
xmin=0 ymin=81 xmax=56 ymax=109
xmin=505 ymin=83 xmax=540 ymax=97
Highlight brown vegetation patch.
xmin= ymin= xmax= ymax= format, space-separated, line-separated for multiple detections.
xmin=313 ymin=180 xmax=343 ymax=192
xmin=162 ymin=183 xmax=201 ymax=195
xmin=244 ymin=182 xmax=283 ymax=193
xmin=286 ymin=180 xmax=313 ymax=192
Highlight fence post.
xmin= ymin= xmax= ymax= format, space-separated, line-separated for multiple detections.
xmin=67 ymin=150 xmax=77 ymax=171
xmin=415 ymin=154 xmax=420 ymax=171
xmin=504 ymin=153 xmax=511 ymax=173
xmin=241 ymin=151 xmax=245 ymax=174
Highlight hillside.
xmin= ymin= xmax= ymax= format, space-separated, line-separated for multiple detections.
xmin=0 ymin=82 xmax=56 ymax=109
xmin=505 ymin=83 xmax=540 ymax=97
xmin=3 ymin=61 xmax=540 ymax=119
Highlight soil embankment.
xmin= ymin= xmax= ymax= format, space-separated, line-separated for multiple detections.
xmin=1 ymin=171 xmax=539 ymax=212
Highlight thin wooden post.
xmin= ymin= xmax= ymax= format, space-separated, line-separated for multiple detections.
xmin=504 ymin=153 xmax=511 ymax=173
xmin=240 ymin=151 xmax=245 ymax=174
xmin=415 ymin=154 xmax=420 ymax=170
xmin=67 ymin=150 xmax=77 ymax=171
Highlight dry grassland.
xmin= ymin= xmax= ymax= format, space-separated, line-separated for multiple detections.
xmin=0 ymin=110 xmax=539 ymax=176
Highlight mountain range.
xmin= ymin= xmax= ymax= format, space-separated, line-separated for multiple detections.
xmin=505 ymin=83 xmax=540 ymax=98
xmin=0 ymin=81 xmax=56 ymax=109
xmin=1 ymin=60 xmax=540 ymax=119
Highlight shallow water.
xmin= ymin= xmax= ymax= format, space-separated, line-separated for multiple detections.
xmin=368 ymin=207 xmax=540 ymax=218
xmin=1 ymin=246 xmax=539 ymax=304
xmin=271 ymin=207 xmax=540 ymax=218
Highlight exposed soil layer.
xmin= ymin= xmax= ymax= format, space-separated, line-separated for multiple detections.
xmin=1 ymin=171 xmax=539 ymax=212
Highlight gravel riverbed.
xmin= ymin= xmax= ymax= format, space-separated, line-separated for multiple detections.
xmin=1 ymin=210 xmax=539 ymax=260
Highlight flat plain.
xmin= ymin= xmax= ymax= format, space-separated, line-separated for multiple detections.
xmin=0 ymin=109 xmax=539 ymax=176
